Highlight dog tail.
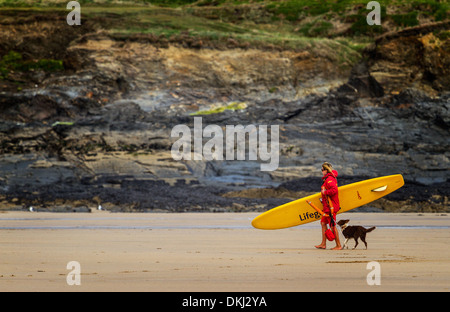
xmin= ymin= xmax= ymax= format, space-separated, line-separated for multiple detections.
xmin=366 ymin=226 xmax=376 ymax=233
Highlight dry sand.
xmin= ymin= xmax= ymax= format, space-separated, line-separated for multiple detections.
xmin=0 ymin=211 xmax=449 ymax=292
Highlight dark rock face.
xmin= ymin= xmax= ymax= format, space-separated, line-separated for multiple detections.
xmin=0 ymin=14 xmax=448 ymax=212
xmin=337 ymin=61 xmax=384 ymax=98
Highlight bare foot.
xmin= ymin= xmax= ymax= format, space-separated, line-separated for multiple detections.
xmin=331 ymin=246 xmax=342 ymax=250
xmin=315 ymin=245 xmax=326 ymax=249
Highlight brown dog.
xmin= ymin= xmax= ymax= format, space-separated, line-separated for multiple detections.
xmin=337 ymin=219 xmax=376 ymax=249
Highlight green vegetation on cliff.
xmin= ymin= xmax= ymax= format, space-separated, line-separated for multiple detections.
xmin=1 ymin=1 xmax=447 ymax=36
xmin=0 ymin=51 xmax=63 ymax=80
xmin=0 ymin=0 xmax=448 ymax=77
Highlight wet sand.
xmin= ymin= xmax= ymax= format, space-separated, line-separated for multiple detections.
xmin=0 ymin=211 xmax=449 ymax=292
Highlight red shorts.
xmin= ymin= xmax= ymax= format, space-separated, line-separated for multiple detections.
xmin=321 ymin=213 xmax=336 ymax=225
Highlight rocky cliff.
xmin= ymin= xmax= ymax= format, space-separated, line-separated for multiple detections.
xmin=0 ymin=7 xmax=448 ymax=212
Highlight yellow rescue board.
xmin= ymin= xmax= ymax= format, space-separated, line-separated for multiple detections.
xmin=252 ymin=174 xmax=404 ymax=230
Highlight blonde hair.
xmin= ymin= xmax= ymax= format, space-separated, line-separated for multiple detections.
xmin=322 ymin=162 xmax=333 ymax=173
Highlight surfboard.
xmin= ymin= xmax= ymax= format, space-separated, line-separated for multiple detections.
xmin=252 ymin=174 xmax=404 ymax=230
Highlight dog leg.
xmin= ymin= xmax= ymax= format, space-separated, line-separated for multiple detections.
xmin=353 ymin=237 xmax=359 ymax=249
xmin=361 ymin=234 xmax=368 ymax=249
xmin=343 ymin=238 xmax=349 ymax=249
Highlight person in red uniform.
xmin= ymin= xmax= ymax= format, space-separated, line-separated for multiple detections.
xmin=315 ymin=162 xmax=342 ymax=250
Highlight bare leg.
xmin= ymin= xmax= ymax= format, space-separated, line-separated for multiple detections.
xmin=315 ymin=222 xmax=327 ymax=249
xmin=331 ymin=225 xmax=342 ymax=250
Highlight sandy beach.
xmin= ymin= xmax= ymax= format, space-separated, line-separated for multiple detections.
xmin=0 ymin=211 xmax=449 ymax=292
